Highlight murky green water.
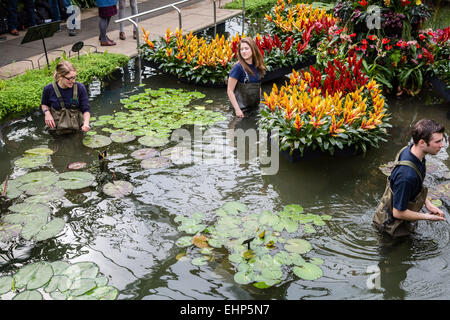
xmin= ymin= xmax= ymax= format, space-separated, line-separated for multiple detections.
xmin=1 ymin=57 xmax=449 ymax=300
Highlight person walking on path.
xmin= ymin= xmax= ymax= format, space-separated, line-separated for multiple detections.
xmin=118 ymin=0 xmax=138 ymax=40
xmin=373 ymin=119 xmax=446 ymax=237
xmin=96 ymin=0 xmax=118 ymax=46
xmin=49 ymin=0 xmax=78 ymax=36
xmin=7 ymin=0 xmax=36 ymax=36
xmin=227 ymin=37 xmax=266 ymax=118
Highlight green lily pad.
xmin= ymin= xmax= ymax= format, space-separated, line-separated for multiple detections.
xmin=110 ymin=131 xmax=136 ymax=143
xmin=131 ymin=148 xmax=159 ymax=160
xmin=221 ymin=201 xmax=248 ymax=215
xmin=0 ymin=222 xmax=22 ymax=242
xmin=138 ymin=135 xmax=170 ymax=147
xmin=234 ymin=271 xmax=254 ymax=284
xmin=284 ymin=239 xmax=312 ymax=254
xmin=191 ymin=257 xmax=208 ymax=266
xmin=141 ymin=157 xmax=171 ymax=169
xmin=14 ymin=155 xmax=49 ymax=169
xmin=82 ymin=135 xmax=112 ymax=148
xmin=9 ymin=202 xmax=51 ymax=216
xmin=86 ymin=286 xmax=118 ymax=300
xmin=14 ymin=262 xmax=54 ymax=290
xmin=55 ymin=171 xmax=95 ymax=190
xmin=0 ymin=179 xmax=22 ymax=199
xmin=13 ymin=290 xmax=43 ymax=300
xmin=24 ymin=148 xmax=54 ymax=156
xmin=62 ymin=262 xmax=99 ymax=280
xmin=0 ymin=276 xmax=13 ymax=294
xmin=176 ymin=236 xmax=193 ymax=247
xmin=293 ymin=263 xmax=323 ymax=281
xmin=103 ymin=180 xmax=133 ymax=198
xmin=33 ymin=218 xmax=65 ymax=242
xmin=69 ymin=278 xmax=97 ymax=297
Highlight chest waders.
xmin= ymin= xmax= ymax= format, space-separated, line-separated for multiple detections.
xmin=373 ymin=146 xmax=428 ymax=237
xmin=233 ymin=69 xmax=261 ymax=111
xmin=49 ymin=82 xmax=84 ymax=135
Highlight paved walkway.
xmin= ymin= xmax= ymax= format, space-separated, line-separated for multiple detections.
xmin=0 ymin=0 xmax=240 ymax=79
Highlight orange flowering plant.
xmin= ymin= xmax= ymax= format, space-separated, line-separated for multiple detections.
xmin=140 ymin=27 xmax=233 ymax=85
xmin=259 ymin=54 xmax=391 ymax=156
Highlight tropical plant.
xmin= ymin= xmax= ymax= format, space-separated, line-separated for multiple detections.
xmin=259 ymin=54 xmax=391 ymax=156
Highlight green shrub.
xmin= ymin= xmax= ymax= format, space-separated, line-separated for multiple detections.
xmin=0 ymin=52 xmax=129 ymax=121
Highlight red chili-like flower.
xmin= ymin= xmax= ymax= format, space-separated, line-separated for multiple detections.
xmin=419 ymin=34 xmax=426 ymax=40
xmin=368 ymin=35 xmax=377 ymax=41
xmin=357 ymin=0 xmax=368 ymax=8
xmin=382 ymin=38 xmax=390 ymax=44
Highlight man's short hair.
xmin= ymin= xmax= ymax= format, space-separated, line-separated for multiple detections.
xmin=411 ymin=119 xmax=445 ymax=145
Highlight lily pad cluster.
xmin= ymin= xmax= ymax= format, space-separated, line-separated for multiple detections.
xmin=1 ymin=170 xmax=96 ymax=243
xmin=84 ymin=88 xmax=226 ymax=149
xmin=0 ymin=261 xmax=118 ymax=300
xmin=175 ymin=202 xmax=331 ymax=288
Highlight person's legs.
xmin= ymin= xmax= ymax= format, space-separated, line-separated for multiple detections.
xmin=99 ymin=16 xmax=107 ymax=42
xmin=118 ymin=0 xmax=125 ymax=34
xmin=130 ymin=0 xmax=138 ymax=32
xmin=23 ymin=0 xmax=36 ymax=27
xmin=48 ymin=0 xmax=61 ymax=22
xmin=7 ymin=0 xmax=19 ymax=33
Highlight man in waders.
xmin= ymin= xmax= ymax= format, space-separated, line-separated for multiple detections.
xmin=374 ymin=119 xmax=446 ymax=237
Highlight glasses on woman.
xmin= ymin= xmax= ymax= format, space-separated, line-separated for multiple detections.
xmin=63 ymin=75 xmax=77 ymax=81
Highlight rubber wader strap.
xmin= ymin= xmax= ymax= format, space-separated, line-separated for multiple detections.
xmin=52 ymin=82 xmax=78 ymax=109
xmin=392 ymin=145 xmax=423 ymax=182
xmin=52 ymin=82 xmax=65 ymax=109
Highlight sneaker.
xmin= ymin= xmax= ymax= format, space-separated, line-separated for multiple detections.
xmin=68 ymin=29 xmax=77 ymax=36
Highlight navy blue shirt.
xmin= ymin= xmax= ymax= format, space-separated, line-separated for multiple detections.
xmin=41 ymin=82 xmax=90 ymax=113
xmin=229 ymin=62 xmax=260 ymax=83
xmin=390 ymin=144 xmax=426 ymax=211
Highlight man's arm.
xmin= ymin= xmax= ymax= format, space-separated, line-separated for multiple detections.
xmin=393 ymin=208 xmax=446 ymax=221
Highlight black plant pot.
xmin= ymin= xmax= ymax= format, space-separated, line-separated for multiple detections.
xmin=261 ymin=55 xmax=316 ymax=83
xmin=426 ymin=73 xmax=450 ymax=103
xmin=281 ymin=144 xmax=361 ymax=162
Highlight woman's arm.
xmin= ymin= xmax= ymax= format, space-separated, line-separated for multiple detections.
xmin=81 ymin=112 xmax=91 ymax=132
xmin=227 ymin=77 xmax=244 ymax=118
xmin=42 ymin=104 xmax=56 ymax=128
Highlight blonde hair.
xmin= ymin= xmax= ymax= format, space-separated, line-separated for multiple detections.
xmin=53 ymin=60 xmax=77 ymax=81
xmin=237 ymin=37 xmax=266 ymax=79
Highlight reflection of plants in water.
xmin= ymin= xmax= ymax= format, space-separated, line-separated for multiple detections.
xmin=0 ymin=260 xmax=118 ymax=300
xmin=175 ymin=202 xmax=331 ymax=288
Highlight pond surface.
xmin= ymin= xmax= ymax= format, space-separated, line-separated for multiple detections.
xmin=0 ymin=57 xmax=449 ymax=300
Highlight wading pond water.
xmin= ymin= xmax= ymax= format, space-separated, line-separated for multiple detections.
xmin=0 ymin=57 xmax=449 ymax=300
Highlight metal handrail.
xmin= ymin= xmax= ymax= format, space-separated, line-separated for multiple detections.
xmin=114 ymin=0 xmax=192 ymax=49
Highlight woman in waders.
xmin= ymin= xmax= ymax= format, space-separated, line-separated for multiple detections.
xmin=41 ymin=60 xmax=91 ymax=134
xmin=373 ymin=119 xmax=446 ymax=237
xmin=227 ymin=37 xmax=266 ymax=118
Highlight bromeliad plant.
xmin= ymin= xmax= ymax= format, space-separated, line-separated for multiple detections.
xmin=259 ymin=53 xmax=391 ymax=156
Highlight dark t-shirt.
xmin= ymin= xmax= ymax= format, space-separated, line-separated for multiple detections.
xmin=390 ymin=144 xmax=426 ymax=211
xmin=229 ymin=62 xmax=260 ymax=83
xmin=41 ymin=82 xmax=90 ymax=113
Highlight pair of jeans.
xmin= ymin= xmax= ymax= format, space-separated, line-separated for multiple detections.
xmin=7 ymin=0 xmax=36 ymax=30
xmin=49 ymin=0 xmax=76 ymax=29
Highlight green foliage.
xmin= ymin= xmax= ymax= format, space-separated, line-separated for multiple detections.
xmin=0 ymin=53 xmax=129 ymax=122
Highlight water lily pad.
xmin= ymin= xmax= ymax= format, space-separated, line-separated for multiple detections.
xmin=110 ymin=131 xmax=136 ymax=143
xmin=160 ymin=146 xmax=192 ymax=164
xmin=14 ymin=262 xmax=54 ymax=290
xmin=62 ymin=262 xmax=99 ymax=280
xmin=33 ymin=218 xmax=65 ymax=241
xmin=0 ymin=276 xmax=13 ymax=294
xmin=234 ymin=271 xmax=254 ymax=284
xmin=293 ymin=263 xmax=323 ymax=281
xmin=284 ymin=239 xmax=312 ymax=254
xmin=131 ymin=148 xmax=159 ymax=160
xmin=103 ymin=180 xmax=133 ymax=198
xmin=82 ymin=135 xmax=112 ymax=148
xmin=24 ymin=148 xmax=54 ymax=156
xmin=55 ymin=171 xmax=95 ymax=190
xmin=86 ymin=286 xmax=118 ymax=300
xmin=25 ymin=185 xmax=65 ymax=197
xmin=138 ymin=135 xmax=169 ymax=147
xmin=176 ymin=236 xmax=193 ymax=247
xmin=69 ymin=278 xmax=97 ymax=297
xmin=67 ymin=162 xmax=87 ymax=170
xmin=191 ymin=257 xmax=208 ymax=266
xmin=13 ymin=290 xmax=43 ymax=300
xmin=193 ymin=234 xmax=210 ymax=249
xmin=9 ymin=202 xmax=51 ymax=216
xmin=14 ymin=155 xmax=49 ymax=169
xmin=222 ymin=201 xmax=248 ymax=215
xmin=0 ymin=222 xmax=22 ymax=242
xmin=1 ymin=179 xmax=22 ymax=199
xmin=141 ymin=157 xmax=171 ymax=169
